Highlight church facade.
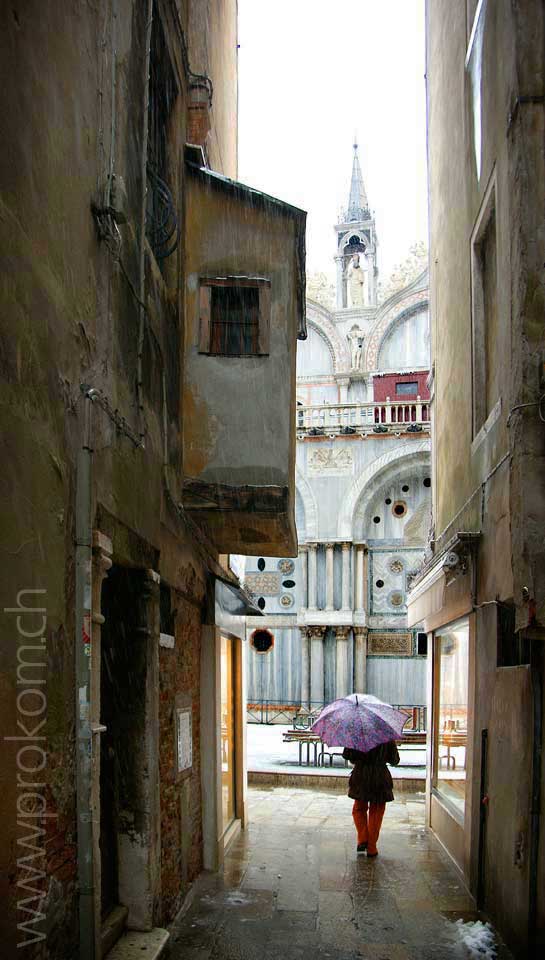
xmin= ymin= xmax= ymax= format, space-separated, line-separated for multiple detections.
xmin=243 ymin=145 xmax=431 ymax=721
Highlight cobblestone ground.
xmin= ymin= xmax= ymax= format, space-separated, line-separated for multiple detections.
xmin=168 ymin=787 xmax=512 ymax=960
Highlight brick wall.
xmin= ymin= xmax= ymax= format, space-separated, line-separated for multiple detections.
xmin=187 ymin=99 xmax=211 ymax=151
xmin=159 ymin=595 xmax=203 ymax=923
xmin=373 ymin=370 xmax=430 ymax=401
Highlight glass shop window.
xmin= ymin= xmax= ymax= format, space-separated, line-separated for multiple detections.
xmin=395 ymin=381 xmax=418 ymax=396
xmin=199 ymin=278 xmax=271 ymax=357
xmin=432 ymin=618 xmax=469 ymax=821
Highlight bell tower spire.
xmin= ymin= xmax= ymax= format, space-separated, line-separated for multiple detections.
xmin=347 ymin=140 xmax=369 ymax=221
xmin=334 ymin=140 xmax=378 ymax=310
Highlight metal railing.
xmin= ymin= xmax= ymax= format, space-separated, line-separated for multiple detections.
xmin=247 ymin=699 xmax=427 ymax=732
xmin=296 ymin=400 xmax=430 ymax=436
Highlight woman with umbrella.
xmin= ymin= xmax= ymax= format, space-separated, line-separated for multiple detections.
xmin=312 ymin=694 xmax=404 ymax=857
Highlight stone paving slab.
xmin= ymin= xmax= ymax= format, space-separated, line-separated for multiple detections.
xmin=168 ymin=786 xmax=513 ymax=960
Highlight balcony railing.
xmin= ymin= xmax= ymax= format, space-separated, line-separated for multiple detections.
xmin=296 ymin=399 xmax=430 ymax=436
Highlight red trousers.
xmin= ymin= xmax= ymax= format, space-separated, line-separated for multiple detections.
xmin=352 ymin=800 xmax=386 ymax=855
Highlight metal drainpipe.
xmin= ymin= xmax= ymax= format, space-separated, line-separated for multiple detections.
xmin=137 ymin=0 xmax=154 ymax=444
xmin=75 ymin=389 xmax=95 ymax=960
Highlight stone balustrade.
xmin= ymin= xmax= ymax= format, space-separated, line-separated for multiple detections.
xmin=296 ymin=398 xmax=430 ymax=436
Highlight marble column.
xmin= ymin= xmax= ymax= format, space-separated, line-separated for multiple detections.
xmin=307 ymin=543 xmax=318 ymax=610
xmin=367 ymin=250 xmax=376 ymax=306
xmin=300 ymin=627 xmax=310 ymax=709
xmin=341 ymin=542 xmax=351 ymax=611
xmin=354 ymin=627 xmax=368 ymax=693
xmin=299 ymin=544 xmax=308 ymax=610
xmin=335 ymin=626 xmax=351 ymax=699
xmin=338 ymin=378 xmax=350 ymax=404
xmin=325 ymin=543 xmax=335 ymax=611
xmin=355 ymin=544 xmax=365 ymax=613
xmin=362 ymin=546 xmax=369 ymax=612
xmin=309 ymin=626 xmax=326 ymax=707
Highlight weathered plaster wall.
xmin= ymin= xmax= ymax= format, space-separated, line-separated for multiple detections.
xmin=426 ymin=0 xmax=545 ymax=949
xmin=0 ymin=0 xmax=238 ymax=951
xmin=183 ymin=173 xmax=300 ymax=489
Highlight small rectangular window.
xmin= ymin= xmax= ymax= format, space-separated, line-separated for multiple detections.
xmin=199 ymin=277 xmax=271 ymax=357
xmin=210 ymin=285 xmax=259 ymax=355
xmin=396 ymin=381 xmax=418 ymax=396
xmin=417 ymin=632 xmax=428 ymax=656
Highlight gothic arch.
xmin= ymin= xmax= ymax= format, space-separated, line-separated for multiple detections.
xmin=306 ymin=319 xmax=336 ymax=372
xmin=337 ymin=439 xmax=431 ymax=538
xmin=337 ymin=229 xmax=367 ymax=254
xmin=296 ymin=464 xmax=318 ymax=541
xmin=354 ymin=451 xmax=431 ymax=539
xmin=364 ymin=271 xmax=429 ymax=371
xmin=306 ymin=301 xmax=351 ymax=372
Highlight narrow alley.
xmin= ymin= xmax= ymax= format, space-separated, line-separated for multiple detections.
xmin=167 ymin=786 xmax=510 ymax=960
xmin=2 ymin=1 xmax=545 ymax=957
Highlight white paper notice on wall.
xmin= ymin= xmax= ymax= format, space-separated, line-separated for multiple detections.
xmin=176 ymin=708 xmax=193 ymax=773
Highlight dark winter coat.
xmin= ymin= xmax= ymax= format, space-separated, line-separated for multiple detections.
xmin=342 ymin=741 xmax=400 ymax=804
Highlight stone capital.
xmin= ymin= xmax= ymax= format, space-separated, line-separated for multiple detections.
xmin=353 ymin=627 xmax=368 ymax=641
xmin=324 ymin=542 xmax=335 ymax=551
xmin=307 ymin=542 xmax=318 ymax=553
xmin=335 ymin=626 xmax=351 ymax=641
xmin=341 ymin=541 xmax=352 ymax=552
xmin=308 ymin=625 xmax=326 ymax=640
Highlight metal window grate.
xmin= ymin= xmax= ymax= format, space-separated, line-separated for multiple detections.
xmin=210 ymin=285 xmax=260 ymax=356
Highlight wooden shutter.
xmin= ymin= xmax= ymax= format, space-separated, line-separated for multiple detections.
xmin=198 ymin=284 xmax=211 ymax=353
xmin=257 ymin=282 xmax=271 ymax=355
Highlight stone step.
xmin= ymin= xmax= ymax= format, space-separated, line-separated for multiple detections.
xmin=105 ymin=928 xmax=169 ymax=960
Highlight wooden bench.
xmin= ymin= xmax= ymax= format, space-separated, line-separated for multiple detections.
xmin=282 ymin=730 xmax=322 ymax=766
xmin=400 ymin=731 xmax=427 ymax=746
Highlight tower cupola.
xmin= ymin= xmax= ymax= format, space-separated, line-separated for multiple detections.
xmin=335 ymin=141 xmax=378 ymax=309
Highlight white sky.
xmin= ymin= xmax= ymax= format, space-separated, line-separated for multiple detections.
xmin=238 ymin=0 xmax=428 ymax=283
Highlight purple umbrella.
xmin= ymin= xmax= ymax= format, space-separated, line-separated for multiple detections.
xmin=310 ymin=694 xmax=408 ymax=753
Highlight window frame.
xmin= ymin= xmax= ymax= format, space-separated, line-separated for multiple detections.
xmin=395 ymin=381 xmax=419 ymax=397
xmin=198 ymin=276 xmax=272 ymax=357
xmin=470 ymin=172 xmax=497 ymax=437
xmin=432 ymin=616 xmax=470 ymax=824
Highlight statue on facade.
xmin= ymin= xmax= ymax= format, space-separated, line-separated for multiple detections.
xmin=347 ymin=324 xmax=364 ymax=370
xmin=347 ymin=253 xmax=366 ymax=307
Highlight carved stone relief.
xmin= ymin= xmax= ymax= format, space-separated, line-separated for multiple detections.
xmin=307 ymin=447 xmax=354 ymax=476
xmin=368 ymin=632 xmax=413 ymax=656
xmin=245 ymin=572 xmax=281 ymax=596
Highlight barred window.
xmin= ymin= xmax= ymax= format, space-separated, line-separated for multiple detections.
xmin=199 ymin=277 xmax=271 ymax=357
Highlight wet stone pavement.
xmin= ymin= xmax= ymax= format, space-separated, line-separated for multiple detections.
xmin=168 ymin=787 xmax=512 ymax=960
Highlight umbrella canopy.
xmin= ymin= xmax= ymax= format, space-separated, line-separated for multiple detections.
xmin=310 ymin=694 xmax=408 ymax=753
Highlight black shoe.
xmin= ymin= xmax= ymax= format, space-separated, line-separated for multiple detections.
xmin=366 ymin=851 xmax=378 ymax=858
xmin=357 ymin=842 xmax=367 ymax=853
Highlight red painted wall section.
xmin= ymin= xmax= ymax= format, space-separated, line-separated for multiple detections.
xmin=373 ymin=371 xmax=430 ymax=401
